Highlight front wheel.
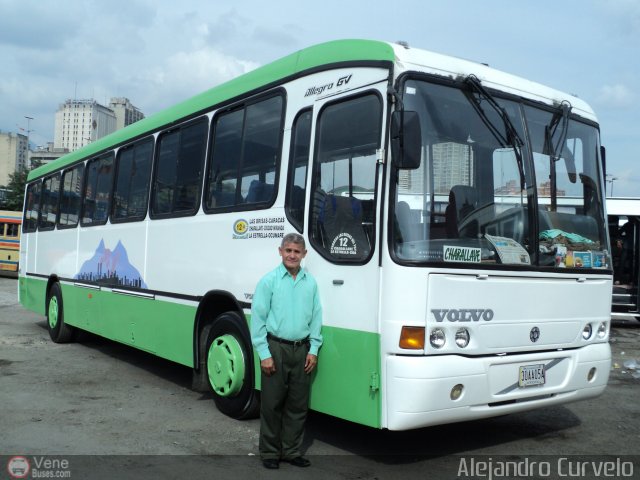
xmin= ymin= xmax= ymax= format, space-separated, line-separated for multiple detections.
xmin=205 ymin=312 xmax=259 ymax=419
xmin=46 ymin=283 xmax=75 ymax=343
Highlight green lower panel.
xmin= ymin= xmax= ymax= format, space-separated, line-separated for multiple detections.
xmin=19 ymin=276 xmax=47 ymax=314
xmin=99 ymin=290 xmax=196 ymax=367
xmin=25 ymin=280 xmax=196 ymax=368
xmin=249 ymin=317 xmax=381 ymax=428
xmin=22 ymin=279 xmax=381 ymax=427
xmin=310 ymin=326 xmax=381 ymax=428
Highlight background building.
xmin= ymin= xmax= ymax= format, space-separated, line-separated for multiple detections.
xmin=0 ymin=131 xmax=28 ymax=186
xmin=54 ymin=99 xmax=117 ymax=152
xmin=29 ymin=143 xmax=69 ymax=168
xmin=54 ymin=98 xmax=144 ymax=153
xmin=109 ymin=97 xmax=144 ymax=130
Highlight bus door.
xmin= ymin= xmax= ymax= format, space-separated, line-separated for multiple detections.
xmin=302 ymin=87 xmax=386 ymax=427
xmin=611 ymin=214 xmax=640 ymax=318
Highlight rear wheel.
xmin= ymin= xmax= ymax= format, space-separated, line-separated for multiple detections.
xmin=46 ymin=283 xmax=75 ymax=343
xmin=205 ymin=312 xmax=259 ymax=419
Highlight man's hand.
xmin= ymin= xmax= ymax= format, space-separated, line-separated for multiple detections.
xmin=304 ymin=354 xmax=318 ymax=374
xmin=260 ymin=357 xmax=276 ymax=376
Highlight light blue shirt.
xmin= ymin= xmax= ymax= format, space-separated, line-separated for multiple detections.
xmin=251 ymin=263 xmax=323 ymax=360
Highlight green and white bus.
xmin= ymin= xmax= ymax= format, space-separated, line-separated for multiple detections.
xmin=19 ymin=39 xmax=612 ymax=430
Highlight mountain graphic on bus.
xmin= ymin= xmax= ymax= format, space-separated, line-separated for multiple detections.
xmin=74 ymin=239 xmax=148 ymax=289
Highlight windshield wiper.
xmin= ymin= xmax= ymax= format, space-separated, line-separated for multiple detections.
xmin=544 ymin=101 xmax=573 ymax=211
xmin=465 ymin=75 xmax=526 ymax=190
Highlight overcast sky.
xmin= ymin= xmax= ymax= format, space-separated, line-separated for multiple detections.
xmin=1 ymin=0 xmax=638 ymax=196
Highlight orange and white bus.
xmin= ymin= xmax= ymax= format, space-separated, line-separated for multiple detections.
xmin=0 ymin=210 xmax=21 ymax=276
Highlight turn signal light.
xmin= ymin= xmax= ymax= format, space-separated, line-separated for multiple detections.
xmin=399 ymin=326 xmax=425 ymax=350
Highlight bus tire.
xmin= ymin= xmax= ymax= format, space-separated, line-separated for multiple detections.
xmin=204 ymin=312 xmax=259 ymax=419
xmin=46 ymin=283 xmax=75 ymax=343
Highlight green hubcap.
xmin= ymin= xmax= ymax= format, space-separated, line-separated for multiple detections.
xmin=48 ymin=297 xmax=59 ymax=329
xmin=207 ymin=334 xmax=245 ymax=397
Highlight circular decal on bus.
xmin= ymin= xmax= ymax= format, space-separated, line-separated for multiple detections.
xmin=330 ymin=232 xmax=357 ymax=256
xmin=233 ymin=219 xmax=249 ymax=238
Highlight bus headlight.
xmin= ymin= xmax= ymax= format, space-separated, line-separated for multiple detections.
xmin=582 ymin=323 xmax=593 ymax=340
xmin=597 ymin=322 xmax=608 ymax=339
xmin=455 ymin=328 xmax=470 ymax=348
xmin=430 ymin=328 xmax=446 ymax=349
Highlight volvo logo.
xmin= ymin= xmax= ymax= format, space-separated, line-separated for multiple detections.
xmin=431 ymin=309 xmax=494 ymax=323
xmin=530 ymin=327 xmax=541 ymax=343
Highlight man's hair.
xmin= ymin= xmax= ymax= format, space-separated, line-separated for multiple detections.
xmin=281 ymin=232 xmax=306 ymax=249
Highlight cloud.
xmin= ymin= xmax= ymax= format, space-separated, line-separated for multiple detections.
xmin=597 ymin=84 xmax=636 ymax=108
xmin=130 ymin=47 xmax=260 ymax=113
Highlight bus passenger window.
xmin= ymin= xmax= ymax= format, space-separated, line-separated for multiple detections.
xmin=23 ymin=181 xmax=42 ymax=233
xmin=39 ymin=173 xmax=61 ymax=230
xmin=113 ymin=138 xmax=153 ymax=221
xmin=285 ymin=110 xmax=312 ymax=232
xmin=59 ymin=164 xmax=84 ymax=227
xmin=81 ymin=154 xmax=114 ymax=226
xmin=151 ymin=117 xmax=208 ymax=217
xmin=205 ymin=95 xmax=283 ymax=212
xmin=310 ymin=94 xmax=382 ymax=262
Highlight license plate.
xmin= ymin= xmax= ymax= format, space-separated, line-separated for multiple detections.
xmin=518 ymin=364 xmax=545 ymax=387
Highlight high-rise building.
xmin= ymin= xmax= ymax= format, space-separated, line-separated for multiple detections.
xmin=109 ymin=97 xmax=144 ymax=130
xmin=432 ymin=142 xmax=474 ymax=194
xmin=54 ymin=99 xmax=117 ymax=152
xmin=0 ymin=131 xmax=28 ymax=186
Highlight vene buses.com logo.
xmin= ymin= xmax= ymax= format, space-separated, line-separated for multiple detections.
xmin=7 ymin=456 xmax=30 ymax=479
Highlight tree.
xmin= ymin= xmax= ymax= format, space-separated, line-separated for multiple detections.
xmin=3 ymin=160 xmax=42 ymax=211
xmin=4 ymin=168 xmax=29 ymax=211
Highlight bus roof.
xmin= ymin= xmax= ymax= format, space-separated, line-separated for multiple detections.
xmin=28 ymin=39 xmax=396 ymax=181
xmin=28 ymin=38 xmax=597 ymax=181
xmin=606 ymin=198 xmax=640 ymax=217
xmin=0 ymin=210 xmax=22 ymax=223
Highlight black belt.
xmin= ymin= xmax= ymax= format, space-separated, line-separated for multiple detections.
xmin=267 ymin=333 xmax=309 ymax=347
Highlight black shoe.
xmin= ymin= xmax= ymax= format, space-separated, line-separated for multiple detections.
xmin=262 ymin=459 xmax=279 ymax=469
xmin=287 ymin=456 xmax=311 ymax=467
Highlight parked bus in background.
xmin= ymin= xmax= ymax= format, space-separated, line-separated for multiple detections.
xmin=19 ymin=39 xmax=611 ymax=430
xmin=607 ymin=197 xmax=640 ymax=321
xmin=0 ymin=210 xmax=21 ymax=276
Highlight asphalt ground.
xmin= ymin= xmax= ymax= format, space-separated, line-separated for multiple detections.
xmin=1 ymin=276 xmax=639 ymax=479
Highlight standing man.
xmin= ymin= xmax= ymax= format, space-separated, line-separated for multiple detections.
xmin=251 ymin=233 xmax=323 ymax=469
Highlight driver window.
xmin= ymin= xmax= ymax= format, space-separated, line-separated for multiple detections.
xmin=310 ymin=93 xmax=382 ymax=262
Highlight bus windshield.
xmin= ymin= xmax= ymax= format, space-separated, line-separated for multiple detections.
xmin=392 ymin=78 xmax=609 ymax=270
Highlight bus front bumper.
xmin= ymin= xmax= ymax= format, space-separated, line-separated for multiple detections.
xmin=384 ymin=342 xmax=611 ymax=431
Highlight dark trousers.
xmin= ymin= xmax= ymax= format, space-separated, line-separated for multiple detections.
xmin=259 ymin=338 xmax=310 ymax=460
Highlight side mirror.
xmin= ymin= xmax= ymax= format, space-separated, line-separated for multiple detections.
xmin=600 ymin=145 xmax=607 ymax=178
xmin=391 ymin=111 xmax=422 ymax=169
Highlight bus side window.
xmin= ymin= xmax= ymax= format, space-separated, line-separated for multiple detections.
xmin=113 ymin=137 xmax=153 ymax=221
xmin=205 ymin=94 xmax=284 ymax=212
xmin=81 ymin=153 xmax=114 ymax=226
xmin=39 ymin=173 xmax=61 ymax=231
xmin=23 ymin=181 xmax=42 ymax=233
xmin=285 ymin=109 xmax=312 ymax=232
xmin=151 ymin=117 xmax=208 ymax=218
xmin=59 ymin=164 xmax=84 ymax=228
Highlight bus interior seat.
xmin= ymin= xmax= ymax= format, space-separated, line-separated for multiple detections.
xmin=445 ymin=185 xmax=478 ymax=237
xmin=246 ymin=179 xmax=275 ymax=203
xmin=317 ymin=193 xmax=370 ymax=258
xmin=212 ymin=190 xmax=237 ymax=207
xmin=395 ymin=201 xmax=420 ymax=242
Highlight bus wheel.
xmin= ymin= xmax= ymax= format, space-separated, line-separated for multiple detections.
xmin=46 ymin=283 xmax=75 ymax=343
xmin=205 ymin=312 xmax=259 ymax=419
